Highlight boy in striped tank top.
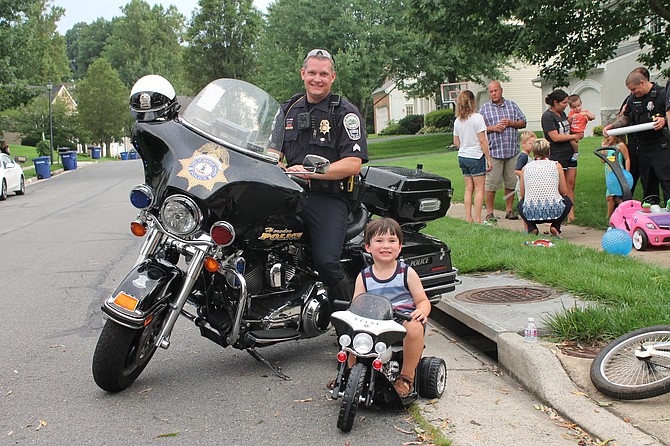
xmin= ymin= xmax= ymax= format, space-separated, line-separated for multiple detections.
xmin=353 ymin=218 xmax=431 ymax=397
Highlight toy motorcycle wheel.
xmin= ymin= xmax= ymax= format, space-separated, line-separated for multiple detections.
xmin=337 ymin=363 xmax=367 ymax=432
xmin=590 ymin=325 xmax=670 ymax=400
xmin=632 ymin=228 xmax=649 ymax=251
xmin=416 ymin=356 xmax=447 ymax=398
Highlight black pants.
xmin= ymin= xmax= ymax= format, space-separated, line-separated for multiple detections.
xmin=638 ymin=146 xmax=670 ymax=203
xmin=517 ymin=196 xmax=573 ymax=234
xmin=300 ymin=192 xmax=349 ymax=286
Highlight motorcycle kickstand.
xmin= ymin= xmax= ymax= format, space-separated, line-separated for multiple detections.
xmin=246 ymin=348 xmax=290 ymax=380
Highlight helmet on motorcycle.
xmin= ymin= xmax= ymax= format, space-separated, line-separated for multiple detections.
xmin=129 ymin=75 xmax=178 ymax=121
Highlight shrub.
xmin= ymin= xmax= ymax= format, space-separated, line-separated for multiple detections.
xmin=417 ymin=126 xmax=451 ymax=134
xmin=379 ymin=120 xmax=400 ymax=136
xmin=397 ymin=114 xmax=424 ymax=135
xmin=36 ymin=140 xmax=51 ymax=157
xmin=592 ymin=125 xmax=603 ymax=137
xmin=425 ymin=109 xmax=455 ymax=130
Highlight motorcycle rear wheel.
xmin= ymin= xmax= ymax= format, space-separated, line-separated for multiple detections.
xmin=590 ymin=325 xmax=670 ymax=400
xmin=416 ymin=356 xmax=447 ymax=398
xmin=92 ymin=314 xmax=166 ymax=392
xmin=337 ymin=363 xmax=367 ymax=432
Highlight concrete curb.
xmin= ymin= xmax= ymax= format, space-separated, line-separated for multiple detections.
xmin=496 ymin=331 xmax=662 ymax=445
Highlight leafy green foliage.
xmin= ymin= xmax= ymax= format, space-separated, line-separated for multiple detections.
xmin=76 ymin=59 xmax=129 ymax=148
xmin=425 ymin=109 xmax=455 ymax=130
xmin=407 ymin=0 xmax=670 ymax=87
xmin=397 ymin=114 xmax=424 ymax=135
xmin=102 ymin=0 xmax=186 ymax=90
xmin=66 ymin=19 xmax=114 ymax=79
xmin=183 ymin=0 xmax=263 ymax=93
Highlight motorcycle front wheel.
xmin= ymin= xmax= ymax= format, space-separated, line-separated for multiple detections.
xmin=590 ymin=325 xmax=670 ymax=400
xmin=92 ymin=312 xmax=166 ymax=392
xmin=337 ymin=363 xmax=367 ymax=432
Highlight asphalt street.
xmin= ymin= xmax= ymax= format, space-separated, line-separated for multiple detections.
xmin=0 ymin=160 xmax=643 ymax=446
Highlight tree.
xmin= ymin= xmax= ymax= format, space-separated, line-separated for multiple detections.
xmin=0 ymin=0 xmax=71 ymax=111
xmin=76 ymin=59 xmax=129 ymax=150
xmin=407 ymin=0 xmax=670 ymax=87
xmin=3 ymin=93 xmax=80 ymax=147
xmin=66 ymin=19 xmax=115 ymax=79
xmin=183 ymin=0 xmax=262 ymax=93
xmin=102 ymin=0 xmax=186 ymax=90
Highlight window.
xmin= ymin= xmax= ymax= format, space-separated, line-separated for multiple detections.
xmin=405 ymin=105 xmax=414 ymax=116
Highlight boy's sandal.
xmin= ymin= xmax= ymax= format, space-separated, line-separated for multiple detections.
xmin=393 ymin=374 xmax=414 ymax=398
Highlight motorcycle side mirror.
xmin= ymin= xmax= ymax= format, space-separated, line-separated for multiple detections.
xmin=303 ymin=155 xmax=330 ymax=174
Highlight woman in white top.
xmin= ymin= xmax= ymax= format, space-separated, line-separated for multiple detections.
xmin=453 ymin=90 xmax=493 ymax=224
xmin=517 ymin=138 xmax=573 ymax=237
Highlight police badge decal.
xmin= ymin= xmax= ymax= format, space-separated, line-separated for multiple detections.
xmin=177 ymin=143 xmax=230 ymax=191
xmin=344 ymin=113 xmax=361 ymax=141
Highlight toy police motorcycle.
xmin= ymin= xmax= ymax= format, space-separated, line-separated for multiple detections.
xmin=92 ymin=76 xmax=459 ymax=392
xmin=330 ymin=293 xmax=447 ymax=432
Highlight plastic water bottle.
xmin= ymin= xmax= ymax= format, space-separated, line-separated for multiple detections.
xmin=524 ymin=318 xmax=538 ymax=343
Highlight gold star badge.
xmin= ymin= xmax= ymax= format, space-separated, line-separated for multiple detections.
xmin=319 ymin=119 xmax=331 ymax=135
xmin=177 ymin=143 xmax=229 ymax=191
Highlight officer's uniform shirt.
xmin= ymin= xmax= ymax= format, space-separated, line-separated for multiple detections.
xmin=623 ymin=83 xmax=667 ymax=149
xmin=281 ymin=93 xmax=368 ymax=168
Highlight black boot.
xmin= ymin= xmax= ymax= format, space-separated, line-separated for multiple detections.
xmin=320 ymin=278 xmax=352 ymax=329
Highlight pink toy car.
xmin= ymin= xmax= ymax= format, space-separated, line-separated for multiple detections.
xmin=609 ymin=196 xmax=670 ymax=250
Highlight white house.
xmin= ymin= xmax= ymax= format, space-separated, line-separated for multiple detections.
xmin=371 ymin=79 xmax=439 ymax=134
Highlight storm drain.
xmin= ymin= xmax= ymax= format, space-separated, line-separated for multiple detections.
xmin=455 ymin=286 xmax=555 ymax=305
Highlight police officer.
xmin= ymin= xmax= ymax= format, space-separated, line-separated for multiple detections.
xmin=275 ymin=48 xmax=368 ymax=311
xmin=604 ymin=70 xmax=670 ymax=203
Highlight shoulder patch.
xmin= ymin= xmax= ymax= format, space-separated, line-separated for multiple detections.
xmin=344 ymin=113 xmax=361 ymax=141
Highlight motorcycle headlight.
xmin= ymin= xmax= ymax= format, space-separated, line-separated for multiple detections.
xmin=352 ymin=333 xmax=374 ymax=354
xmin=160 ymin=194 xmax=202 ymax=236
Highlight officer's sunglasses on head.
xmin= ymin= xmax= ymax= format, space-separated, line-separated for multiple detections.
xmin=305 ymin=49 xmax=335 ymax=65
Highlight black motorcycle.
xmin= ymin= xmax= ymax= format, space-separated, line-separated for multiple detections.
xmin=92 ymin=77 xmax=460 ymax=392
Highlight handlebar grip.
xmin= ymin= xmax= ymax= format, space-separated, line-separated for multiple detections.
xmin=332 ymin=300 xmax=351 ymax=311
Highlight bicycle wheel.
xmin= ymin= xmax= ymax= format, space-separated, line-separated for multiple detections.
xmin=590 ymin=325 xmax=670 ymax=400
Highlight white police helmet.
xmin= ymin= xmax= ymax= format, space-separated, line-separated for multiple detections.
xmin=129 ymin=75 xmax=178 ymax=121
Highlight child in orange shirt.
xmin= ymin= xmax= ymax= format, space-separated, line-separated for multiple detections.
xmin=567 ymin=94 xmax=595 ymax=162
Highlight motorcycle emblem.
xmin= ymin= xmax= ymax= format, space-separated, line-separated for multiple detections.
xmin=178 ymin=143 xmax=229 ymax=191
xmin=132 ymin=274 xmax=149 ymax=289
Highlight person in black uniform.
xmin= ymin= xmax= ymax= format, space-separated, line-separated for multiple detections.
xmin=604 ymin=70 xmax=670 ymax=203
xmin=274 ymin=48 xmax=368 ymax=312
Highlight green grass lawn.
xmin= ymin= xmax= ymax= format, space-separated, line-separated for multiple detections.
xmin=368 ymin=134 xmax=665 ymax=343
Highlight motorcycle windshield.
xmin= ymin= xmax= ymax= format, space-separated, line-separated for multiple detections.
xmin=181 ymin=79 xmax=284 ymax=163
xmin=348 ymin=293 xmax=394 ymax=320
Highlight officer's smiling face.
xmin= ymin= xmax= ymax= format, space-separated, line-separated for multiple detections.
xmin=301 ymin=57 xmax=336 ymax=103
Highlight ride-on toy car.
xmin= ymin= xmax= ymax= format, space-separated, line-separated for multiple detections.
xmin=595 ymin=147 xmax=670 ymax=251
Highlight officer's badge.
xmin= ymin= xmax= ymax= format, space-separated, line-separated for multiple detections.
xmin=344 ymin=113 xmax=361 ymax=141
xmin=177 ymin=143 xmax=229 ymax=191
xmin=647 ymin=101 xmax=654 ymax=112
xmin=139 ymin=92 xmax=152 ymax=110
xmin=319 ymin=119 xmax=331 ymax=135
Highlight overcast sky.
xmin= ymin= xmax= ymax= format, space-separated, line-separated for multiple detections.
xmin=54 ymin=0 xmax=273 ymax=34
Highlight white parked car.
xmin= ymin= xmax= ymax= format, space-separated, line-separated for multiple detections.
xmin=1 ymin=153 xmax=25 ymax=200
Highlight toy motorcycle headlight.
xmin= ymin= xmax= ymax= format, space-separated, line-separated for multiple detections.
xmin=352 ymin=333 xmax=373 ymax=354
xmin=160 ymin=194 xmax=202 ymax=236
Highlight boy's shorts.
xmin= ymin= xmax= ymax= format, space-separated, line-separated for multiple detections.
xmin=458 ymin=155 xmax=486 ymax=177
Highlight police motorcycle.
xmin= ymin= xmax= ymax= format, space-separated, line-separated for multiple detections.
xmin=329 ymin=293 xmax=447 ymax=432
xmin=92 ymin=75 xmax=460 ymax=393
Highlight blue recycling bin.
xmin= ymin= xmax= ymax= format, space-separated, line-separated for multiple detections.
xmin=60 ymin=151 xmax=77 ymax=170
xmin=32 ymin=156 xmax=52 ymax=179
xmin=91 ymin=147 xmax=101 ymax=159
xmin=120 ymin=152 xmax=129 ymax=160
xmin=129 ymin=151 xmax=138 ymax=160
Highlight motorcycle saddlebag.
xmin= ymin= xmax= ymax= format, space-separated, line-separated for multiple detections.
xmin=361 ymin=165 xmax=453 ymax=223
xmin=400 ymin=230 xmax=460 ymax=302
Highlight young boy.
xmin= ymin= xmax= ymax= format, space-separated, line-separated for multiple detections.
xmin=352 ymin=217 xmax=431 ymax=398
xmin=514 ymin=131 xmax=536 ymax=232
xmin=567 ymin=94 xmax=595 ymax=162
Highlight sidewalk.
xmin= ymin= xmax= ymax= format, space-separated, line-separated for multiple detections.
xmin=424 ymin=203 xmax=670 ymax=445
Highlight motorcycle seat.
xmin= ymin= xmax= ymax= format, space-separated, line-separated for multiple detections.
xmin=346 ymin=204 xmax=369 ymax=242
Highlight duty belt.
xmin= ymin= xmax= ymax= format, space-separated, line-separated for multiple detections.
xmin=309 ymin=179 xmax=344 ymax=194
